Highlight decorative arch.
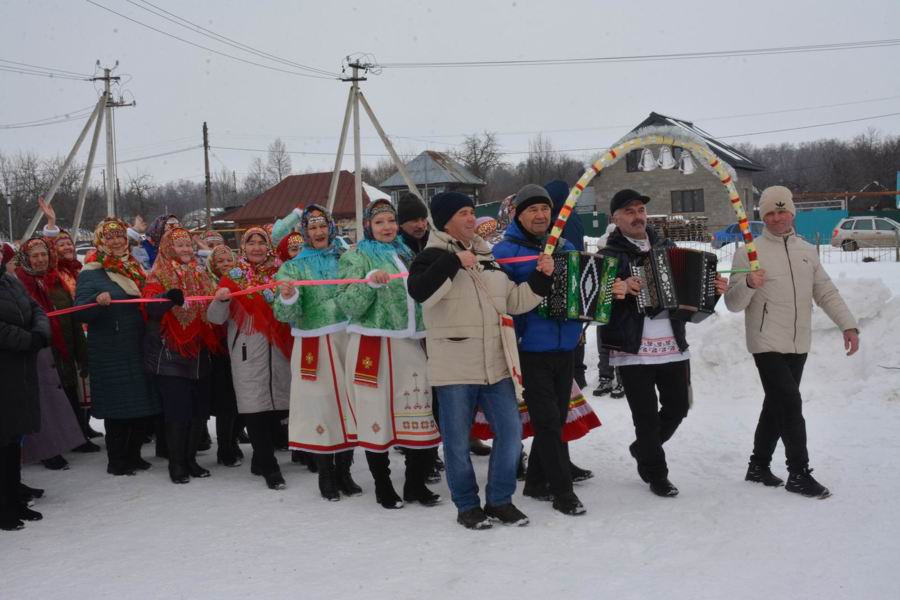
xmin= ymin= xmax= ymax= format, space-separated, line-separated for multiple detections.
xmin=545 ymin=125 xmax=760 ymax=271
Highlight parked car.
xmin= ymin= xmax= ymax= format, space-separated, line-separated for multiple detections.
xmin=711 ymin=221 xmax=764 ymax=249
xmin=831 ymin=216 xmax=900 ymax=251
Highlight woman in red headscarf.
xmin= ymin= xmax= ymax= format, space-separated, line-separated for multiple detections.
xmin=276 ymin=231 xmax=303 ymax=263
xmin=207 ymin=227 xmax=292 ymax=490
xmin=143 ymin=228 xmax=220 ymax=484
xmin=15 ymin=236 xmax=87 ymax=470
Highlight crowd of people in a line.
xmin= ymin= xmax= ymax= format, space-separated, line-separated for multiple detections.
xmin=0 ymin=182 xmax=859 ymax=532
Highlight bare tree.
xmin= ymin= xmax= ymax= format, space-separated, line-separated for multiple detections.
xmin=266 ymin=138 xmax=292 ymax=183
xmin=122 ymin=171 xmax=155 ymax=218
xmin=242 ymin=157 xmax=270 ymax=197
xmin=360 ymin=157 xmax=400 ymax=188
xmin=452 ymin=131 xmax=502 ymax=182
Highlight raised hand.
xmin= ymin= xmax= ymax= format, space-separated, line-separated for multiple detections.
xmin=38 ymin=196 xmax=56 ymax=228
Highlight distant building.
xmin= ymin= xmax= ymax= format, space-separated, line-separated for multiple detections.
xmin=592 ymin=112 xmax=765 ymax=231
xmin=381 ymin=150 xmax=486 ymax=204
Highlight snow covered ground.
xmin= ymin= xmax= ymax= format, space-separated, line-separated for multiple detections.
xmin=3 ymin=260 xmax=900 ymax=600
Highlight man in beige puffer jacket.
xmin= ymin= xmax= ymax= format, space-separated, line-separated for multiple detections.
xmin=725 ymin=186 xmax=859 ymax=499
xmin=408 ymin=191 xmax=554 ymax=530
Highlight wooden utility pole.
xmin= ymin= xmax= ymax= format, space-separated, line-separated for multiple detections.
xmin=203 ymin=122 xmax=212 ymax=228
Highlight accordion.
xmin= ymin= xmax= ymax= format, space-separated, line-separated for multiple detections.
xmin=538 ymin=252 xmax=620 ymax=324
xmin=630 ymin=246 xmax=719 ymax=323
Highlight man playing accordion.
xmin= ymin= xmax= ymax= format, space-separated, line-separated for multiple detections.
xmin=600 ymin=189 xmax=727 ymax=497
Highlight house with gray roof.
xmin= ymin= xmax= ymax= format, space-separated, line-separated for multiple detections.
xmin=381 ymin=150 xmax=486 ymax=204
xmin=593 ymin=112 xmax=766 ymax=232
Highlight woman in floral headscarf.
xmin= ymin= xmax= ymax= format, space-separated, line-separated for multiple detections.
xmin=143 ymin=228 xmax=220 ymax=484
xmin=15 ymin=236 xmax=87 ymax=470
xmin=275 ymin=231 xmax=303 ymax=263
xmin=207 ymin=227 xmax=291 ymax=490
xmin=336 ymin=199 xmax=441 ymax=510
xmin=274 ymin=204 xmax=360 ymax=501
xmin=75 ymin=218 xmax=159 ymax=476
xmin=205 ymin=243 xmax=243 ymax=467
xmin=140 ymin=214 xmax=180 ymax=270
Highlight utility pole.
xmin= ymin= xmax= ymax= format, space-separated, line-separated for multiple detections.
xmin=93 ymin=62 xmax=135 ymax=217
xmin=203 ymin=122 xmax=212 ymax=228
xmin=327 ymin=56 xmax=421 ymax=240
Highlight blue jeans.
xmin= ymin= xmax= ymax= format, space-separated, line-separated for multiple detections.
xmin=437 ymin=378 xmax=522 ymax=512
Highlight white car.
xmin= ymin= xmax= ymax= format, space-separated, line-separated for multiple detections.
xmin=831 ymin=216 xmax=900 ymax=250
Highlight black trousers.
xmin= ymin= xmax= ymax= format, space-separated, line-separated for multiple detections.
xmin=0 ymin=439 xmax=22 ymax=515
xmin=751 ymin=352 xmax=809 ymax=473
xmin=155 ymin=375 xmax=211 ymax=424
xmin=243 ymin=410 xmax=286 ymax=477
xmin=573 ymin=334 xmax=587 ymax=387
xmin=618 ymin=360 xmax=691 ymax=482
xmin=521 ymin=350 xmax=574 ymax=496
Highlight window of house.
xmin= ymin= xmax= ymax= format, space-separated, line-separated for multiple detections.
xmin=625 ymin=149 xmax=643 ymax=172
xmin=671 ymin=189 xmax=705 ymax=213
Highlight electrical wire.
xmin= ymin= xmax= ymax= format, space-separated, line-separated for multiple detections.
xmin=0 ymin=59 xmax=93 ymax=78
xmin=380 ymin=37 xmax=900 ymax=69
xmin=0 ymin=65 xmax=91 ymax=81
xmin=128 ymin=0 xmax=340 ymax=78
xmin=718 ymin=111 xmax=900 ymax=139
xmin=0 ymin=105 xmax=96 ymax=129
xmin=116 ymin=145 xmax=202 ymax=165
xmin=85 ymin=0 xmax=339 ymax=80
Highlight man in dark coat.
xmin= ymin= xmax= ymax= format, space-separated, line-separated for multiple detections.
xmin=600 ymin=189 xmax=726 ymax=498
xmin=397 ymin=192 xmax=431 ymax=254
xmin=0 ymin=242 xmax=50 ymax=530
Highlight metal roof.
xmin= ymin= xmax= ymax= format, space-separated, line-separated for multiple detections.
xmin=631 ymin=112 xmax=766 ymax=172
xmin=221 ymin=170 xmax=371 ymax=224
xmin=380 ymin=150 xmax=486 ymax=188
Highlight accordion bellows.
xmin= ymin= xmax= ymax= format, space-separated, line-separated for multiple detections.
xmin=631 ymin=246 xmax=719 ymax=323
xmin=539 ymin=252 xmax=619 ymax=324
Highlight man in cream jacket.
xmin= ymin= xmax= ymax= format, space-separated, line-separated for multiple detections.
xmin=725 ymin=186 xmax=859 ymax=499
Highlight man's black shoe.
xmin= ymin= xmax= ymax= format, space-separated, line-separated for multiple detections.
xmin=570 ymin=463 xmax=594 ymax=483
xmin=457 ymin=507 xmax=492 ymax=530
xmin=484 ymin=503 xmax=529 ymax=526
xmin=593 ymin=377 xmax=613 ymax=397
xmin=610 ymin=380 xmax=625 ymax=399
xmin=649 ymin=478 xmax=679 ymax=497
xmin=786 ymin=468 xmax=831 ymax=499
xmin=745 ymin=462 xmax=784 ymax=487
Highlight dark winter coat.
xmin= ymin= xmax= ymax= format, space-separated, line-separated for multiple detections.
xmin=400 ymin=228 xmax=429 ymax=255
xmin=142 ymin=296 xmax=212 ymax=380
xmin=74 ymin=268 xmax=159 ymax=419
xmin=47 ymin=283 xmax=87 ymax=390
xmin=0 ymin=272 xmax=49 ymax=441
xmin=599 ymin=228 xmax=688 ymax=354
xmin=492 ymin=220 xmax=583 ymax=353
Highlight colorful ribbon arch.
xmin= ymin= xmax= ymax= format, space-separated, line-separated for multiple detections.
xmin=543 ymin=125 xmax=760 ymax=271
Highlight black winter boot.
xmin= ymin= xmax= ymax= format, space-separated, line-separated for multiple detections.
xmin=335 ymin=451 xmax=362 ymax=497
xmin=365 ymin=451 xmax=403 ymax=509
xmin=126 ymin=421 xmax=151 ymax=471
xmin=402 ymin=449 xmax=441 ymax=506
xmin=746 ymin=462 xmax=784 ymax=487
xmin=786 ymin=468 xmax=831 ymax=499
xmin=105 ymin=420 xmax=136 ymax=476
xmin=315 ymin=454 xmax=340 ymax=501
xmin=216 ymin=411 xmax=241 ymax=467
xmin=187 ymin=419 xmax=211 ymax=478
xmin=165 ymin=422 xmax=190 ymax=484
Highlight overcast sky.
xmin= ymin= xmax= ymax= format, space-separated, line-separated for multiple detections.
xmin=2 ymin=0 xmax=899 ymax=188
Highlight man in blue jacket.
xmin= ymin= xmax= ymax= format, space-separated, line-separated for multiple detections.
xmin=493 ymin=184 xmax=587 ymax=516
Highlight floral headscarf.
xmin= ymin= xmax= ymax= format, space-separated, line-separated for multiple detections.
xmin=14 ymin=235 xmax=67 ymax=358
xmin=300 ymin=203 xmax=337 ymax=248
xmin=146 ymin=214 xmax=179 ymax=247
xmin=143 ymin=227 xmax=220 ymax=357
xmin=496 ymin=194 xmax=515 ymax=235
xmin=206 ymin=244 xmax=235 ymax=281
xmin=49 ymin=228 xmax=82 ymax=297
xmin=358 ymin=199 xmax=414 ymax=267
xmin=217 ymin=226 xmax=291 ymax=358
xmin=83 ymin=217 xmax=146 ymax=296
xmin=276 ymin=232 xmax=304 ymax=263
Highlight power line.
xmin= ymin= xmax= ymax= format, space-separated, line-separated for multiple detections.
xmin=128 ymin=0 xmax=339 ymax=78
xmin=380 ymin=37 xmax=900 ymax=69
xmin=0 ymin=65 xmax=90 ymax=81
xmin=85 ymin=0 xmax=339 ymax=80
xmin=718 ymin=111 xmax=900 ymax=139
xmin=116 ymin=145 xmax=202 ymax=165
xmin=0 ymin=59 xmax=93 ymax=78
xmin=0 ymin=105 xmax=97 ymax=129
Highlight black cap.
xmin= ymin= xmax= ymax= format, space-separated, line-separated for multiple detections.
xmin=609 ymin=189 xmax=650 ymax=215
